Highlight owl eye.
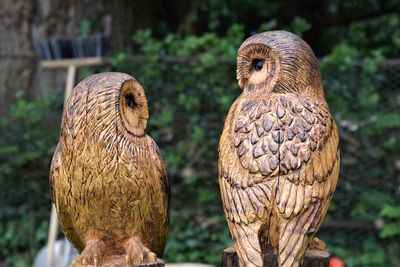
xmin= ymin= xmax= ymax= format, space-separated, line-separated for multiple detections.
xmin=252 ymin=59 xmax=264 ymax=72
xmin=125 ymin=93 xmax=138 ymax=109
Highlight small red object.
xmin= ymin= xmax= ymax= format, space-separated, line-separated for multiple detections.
xmin=329 ymin=257 xmax=345 ymax=267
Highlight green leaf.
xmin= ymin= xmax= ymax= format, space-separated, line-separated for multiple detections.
xmin=375 ymin=113 xmax=400 ymax=129
xmin=380 ymin=222 xmax=400 ymax=238
xmin=192 ymin=125 xmax=205 ymax=143
xmin=380 ymin=205 xmax=400 ymax=219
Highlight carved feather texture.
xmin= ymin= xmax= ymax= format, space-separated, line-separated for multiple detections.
xmin=219 ymin=31 xmax=340 ymax=267
xmin=50 ymin=73 xmax=169 ymax=265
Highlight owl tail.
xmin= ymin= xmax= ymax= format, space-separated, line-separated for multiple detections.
xmin=229 ymin=222 xmax=263 ymax=267
xmin=277 ymin=199 xmax=322 ymax=267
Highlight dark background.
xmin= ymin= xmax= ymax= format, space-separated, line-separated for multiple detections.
xmin=0 ymin=0 xmax=399 ymax=266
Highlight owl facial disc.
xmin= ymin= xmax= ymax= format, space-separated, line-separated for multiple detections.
xmin=237 ymin=31 xmax=324 ymax=95
xmin=237 ymin=44 xmax=280 ymax=91
xmin=119 ymin=79 xmax=149 ymax=136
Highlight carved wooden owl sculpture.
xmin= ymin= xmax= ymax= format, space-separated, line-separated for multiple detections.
xmin=218 ymin=31 xmax=340 ymax=267
xmin=50 ymin=72 xmax=169 ymax=266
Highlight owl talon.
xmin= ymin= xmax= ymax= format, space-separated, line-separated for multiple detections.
xmin=145 ymin=251 xmax=157 ymax=262
xmin=309 ymin=237 xmax=326 ymax=250
xmin=73 ymin=239 xmax=103 ymax=267
xmin=125 ymin=237 xmax=157 ymax=264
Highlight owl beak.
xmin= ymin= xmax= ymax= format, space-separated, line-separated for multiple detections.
xmin=140 ymin=118 xmax=148 ymax=129
xmin=238 ymin=78 xmax=247 ymax=89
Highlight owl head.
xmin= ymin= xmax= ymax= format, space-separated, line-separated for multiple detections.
xmin=236 ymin=30 xmax=324 ymax=96
xmin=66 ymin=72 xmax=149 ymax=138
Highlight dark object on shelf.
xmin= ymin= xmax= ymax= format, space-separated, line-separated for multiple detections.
xmin=36 ymin=34 xmax=109 ymax=60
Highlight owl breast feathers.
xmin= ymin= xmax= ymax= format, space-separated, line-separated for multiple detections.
xmin=219 ymin=31 xmax=340 ymax=267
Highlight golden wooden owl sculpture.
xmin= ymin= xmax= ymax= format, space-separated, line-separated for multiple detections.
xmin=218 ymin=31 xmax=340 ymax=267
xmin=50 ymin=72 xmax=169 ymax=266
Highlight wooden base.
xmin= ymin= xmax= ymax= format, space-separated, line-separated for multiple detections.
xmin=72 ymin=256 xmax=164 ymax=267
xmin=222 ymin=247 xmax=329 ymax=267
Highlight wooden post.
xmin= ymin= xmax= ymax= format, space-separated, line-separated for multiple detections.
xmin=95 ymin=262 xmax=164 ymax=267
xmin=65 ymin=64 xmax=77 ymax=100
xmin=45 ymin=204 xmax=59 ymax=267
xmin=222 ymin=247 xmax=329 ymax=267
xmin=72 ymin=255 xmax=165 ymax=267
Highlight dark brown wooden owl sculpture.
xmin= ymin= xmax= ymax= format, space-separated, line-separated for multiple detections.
xmin=50 ymin=72 xmax=169 ymax=266
xmin=218 ymin=31 xmax=340 ymax=267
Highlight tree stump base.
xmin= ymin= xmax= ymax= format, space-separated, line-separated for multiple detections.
xmin=72 ymin=256 xmax=165 ymax=267
xmin=222 ymin=247 xmax=329 ymax=267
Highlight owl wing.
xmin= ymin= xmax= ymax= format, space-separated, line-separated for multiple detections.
xmin=119 ymin=135 xmax=169 ymax=257
xmin=49 ymin=141 xmax=86 ymax=251
xmin=270 ymin=96 xmax=340 ymax=266
xmin=150 ymin=139 xmax=169 ymax=200
xmin=219 ymin=96 xmax=281 ymax=225
xmin=219 ymin=94 xmax=340 ymax=265
xmin=143 ymin=137 xmax=169 ymax=256
xmin=219 ymin=95 xmax=286 ymax=267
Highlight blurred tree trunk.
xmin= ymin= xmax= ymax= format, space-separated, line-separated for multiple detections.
xmin=0 ymin=0 xmax=36 ymax=113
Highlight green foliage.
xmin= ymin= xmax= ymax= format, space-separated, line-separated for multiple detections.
xmin=319 ymin=40 xmax=399 ymax=267
xmin=375 ymin=113 xmax=400 ymax=129
xmin=78 ymin=19 xmax=103 ymax=36
xmin=0 ymin=92 xmax=63 ymax=266
xmin=186 ymin=1 xmax=400 ymax=57
xmin=165 ymin=210 xmax=231 ymax=263
xmin=351 ymin=190 xmax=392 ymax=221
xmin=380 ymin=205 xmax=400 ymax=238
xmin=337 ymin=14 xmax=400 ymax=58
xmin=284 ymin=17 xmax=311 ymax=37
xmin=79 ymin=20 xmax=92 ymax=37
